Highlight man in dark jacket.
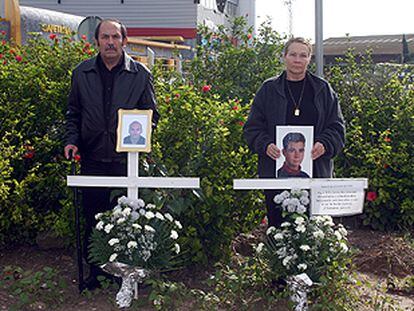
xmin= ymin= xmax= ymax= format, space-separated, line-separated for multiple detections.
xmin=243 ymin=37 xmax=345 ymax=227
xmin=64 ymin=19 xmax=159 ymax=289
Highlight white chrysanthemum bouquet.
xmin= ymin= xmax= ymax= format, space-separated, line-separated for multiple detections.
xmin=256 ymin=189 xmax=349 ymax=283
xmin=88 ymin=196 xmax=183 ymax=271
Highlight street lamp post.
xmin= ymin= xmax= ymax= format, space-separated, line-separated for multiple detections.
xmin=315 ymin=0 xmax=323 ymax=77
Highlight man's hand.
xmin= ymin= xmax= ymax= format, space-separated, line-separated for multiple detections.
xmin=64 ymin=144 xmax=79 ymax=160
xmin=266 ymin=143 xmax=281 ymax=160
xmin=311 ymin=142 xmax=325 ymax=160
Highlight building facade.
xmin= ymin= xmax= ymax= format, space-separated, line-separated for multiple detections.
xmin=18 ymin=0 xmax=256 ymax=43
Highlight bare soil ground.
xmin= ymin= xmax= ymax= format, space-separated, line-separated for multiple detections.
xmin=0 ymin=228 xmax=413 ymax=310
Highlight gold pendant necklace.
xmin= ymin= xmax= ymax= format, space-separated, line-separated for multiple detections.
xmin=286 ymin=77 xmax=306 ymax=117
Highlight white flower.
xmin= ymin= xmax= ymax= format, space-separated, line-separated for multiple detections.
xmin=276 ymin=247 xmax=287 ymax=258
xmin=104 ymin=224 xmax=114 ymax=234
xmin=339 ymin=242 xmax=349 ymax=253
xmin=256 ymin=242 xmax=264 ymax=253
xmin=127 ymin=241 xmax=138 ymax=249
xmin=298 ymin=263 xmax=307 ymax=271
xmin=295 ymin=217 xmax=305 ymax=225
xmin=164 ymin=213 xmax=174 ymax=222
xmin=296 ymin=204 xmax=306 ymax=214
xmin=174 ymin=243 xmax=180 ymax=254
xmin=108 ymin=238 xmax=120 ymax=246
xmin=117 ymin=217 xmax=126 ymax=224
xmin=174 ymin=220 xmax=182 ymax=229
xmin=130 ymin=211 xmax=140 ymax=221
xmin=170 ymin=230 xmax=178 ymax=240
xmin=266 ymin=226 xmax=276 ymax=235
xmin=282 ymin=255 xmax=292 ymax=267
xmin=146 ymin=203 xmax=156 ymax=209
xmin=137 ymin=199 xmax=145 ymax=208
xmin=324 ymin=216 xmax=335 ymax=227
xmin=281 ymin=190 xmax=290 ymax=199
xmin=338 ymin=225 xmax=348 ymax=237
xmin=109 ymin=253 xmax=118 ymax=262
xmin=96 ymin=221 xmax=104 ymax=230
xmin=300 ymin=245 xmax=311 ymax=252
xmin=300 ymin=190 xmax=309 ymax=198
xmin=112 ymin=206 xmax=123 ymax=217
xmin=122 ymin=207 xmax=131 ymax=216
xmin=273 ymin=194 xmax=284 ymax=204
xmin=117 ymin=196 xmax=128 ymax=205
xmin=300 ymin=197 xmax=310 ymax=206
xmin=281 ymin=222 xmax=291 ymax=228
xmin=295 ymin=224 xmax=306 ymax=233
xmin=139 ymin=209 xmax=146 ymax=216
xmin=145 ymin=211 xmax=155 ymax=219
xmin=313 ymin=229 xmax=325 ymax=239
xmin=132 ymin=223 xmax=142 ymax=230
xmin=155 ymin=212 xmax=165 ymax=221
xmin=144 ymin=225 xmax=155 ymax=232
xmin=334 ymin=230 xmax=342 ymax=240
xmin=95 ymin=213 xmax=103 ymax=220
xmin=274 ymin=233 xmax=284 ymax=240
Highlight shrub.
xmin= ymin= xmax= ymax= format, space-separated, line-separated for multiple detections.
xmin=327 ymin=52 xmax=414 ymax=230
xmin=0 ymin=32 xmax=93 ymax=245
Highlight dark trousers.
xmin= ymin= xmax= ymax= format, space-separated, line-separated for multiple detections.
xmin=264 ymin=190 xmax=283 ymax=227
xmin=80 ymin=159 xmax=126 ymax=268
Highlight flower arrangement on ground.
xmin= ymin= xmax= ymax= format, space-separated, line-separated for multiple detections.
xmin=256 ymin=189 xmax=350 ymax=283
xmin=89 ymin=196 xmax=183 ymax=271
xmin=88 ymin=196 xmax=184 ymax=308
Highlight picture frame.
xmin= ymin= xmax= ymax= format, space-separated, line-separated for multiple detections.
xmin=275 ymin=125 xmax=313 ymax=178
xmin=116 ymin=109 xmax=153 ymax=153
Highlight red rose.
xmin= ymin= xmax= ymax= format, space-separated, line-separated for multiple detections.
xmin=2 ymin=40 xmax=6 ymax=45
xmin=202 ymin=85 xmax=212 ymax=93
xmin=15 ymin=55 xmax=22 ymax=62
xmin=247 ymin=33 xmax=252 ymax=40
xmin=74 ymin=154 xmax=81 ymax=162
xmin=383 ymin=163 xmax=389 ymax=169
xmin=1 ymin=31 xmax=6 ymax=36
xmin=87 ymin=50 xmax=93 ymax=55
xmin=22 ymin=151 xmax=35 ymax=159
xmin=237 ymin=121 xmax=245 ymax=126
xmin=84 ymin=42 xmax=91 ymax=48
xmin=261 ymin=217 xmax=268 ymax=225
xmin=384 ymin=137 xmax=391 ymax=143
xmin=81 ymin=35 xmax=87 ymax=40
xmin=0 ymin=54 xmax=3 ymax=59
xmin=366 ymin=191 xmax=377 ymax=202
xmin=2 ymin=60 xmax=6 ymax=65
xmin=49 ymin=33 xmax=57 ymax=40
xmin=174 ymin=93 xmax=180 ymax=99
xmin=232 ymin=106 xmax=238 ymax=110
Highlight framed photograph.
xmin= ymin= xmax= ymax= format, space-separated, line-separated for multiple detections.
xmin=116 ymin=109 xmax=153 ymax=153
xmin=275 ymin=126 xmax=313 ymax=178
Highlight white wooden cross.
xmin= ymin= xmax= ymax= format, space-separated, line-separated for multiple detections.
xmin=233 ymin=178 xmax=368 ymax=216
xmin=67 ymin=152 xmax=200 ymax=294
xmin=68 ymin=152 xmax=200 ymax=198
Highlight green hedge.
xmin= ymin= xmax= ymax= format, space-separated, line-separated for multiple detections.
xmin=328 ymin=52 xmax=414 ymax=230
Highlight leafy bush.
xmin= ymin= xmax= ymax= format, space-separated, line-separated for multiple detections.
xmin=151 ymin=80 xmax=262 ymax=263
xmin=187 ymin=17 xmax=285 ymax=103
xmin=0 ymin=32 xmax=93 ymax=245
xmin=327 ymin=52 xmax=414 ymax=230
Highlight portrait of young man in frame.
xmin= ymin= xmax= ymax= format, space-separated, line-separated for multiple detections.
xmin=276 ymin=125 xmax=313 ymax=178
xmin=116 ymin=109 xmax=153 ymax=153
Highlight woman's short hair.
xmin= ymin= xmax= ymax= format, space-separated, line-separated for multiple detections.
xmin=283 ymin=37 xmax=312 ymax=56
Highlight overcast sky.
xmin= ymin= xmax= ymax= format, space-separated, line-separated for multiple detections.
xmin=256 ymin=0 xmax=414 ymax=41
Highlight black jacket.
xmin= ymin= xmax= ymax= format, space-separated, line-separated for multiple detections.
xmin=65 ymin=52 xmax=159 ymax=162
xmin=243 ymin=71 xmax=345 ymax=178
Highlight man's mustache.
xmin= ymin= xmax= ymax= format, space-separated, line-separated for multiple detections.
xmin=105 ymin=44 xmax=116 ymax=50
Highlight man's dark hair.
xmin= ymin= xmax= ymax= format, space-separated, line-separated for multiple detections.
xmin=94 ymin=19 xmax=128 ymax=41
xmin=282 ymin=132 xmax=306 ymax=149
